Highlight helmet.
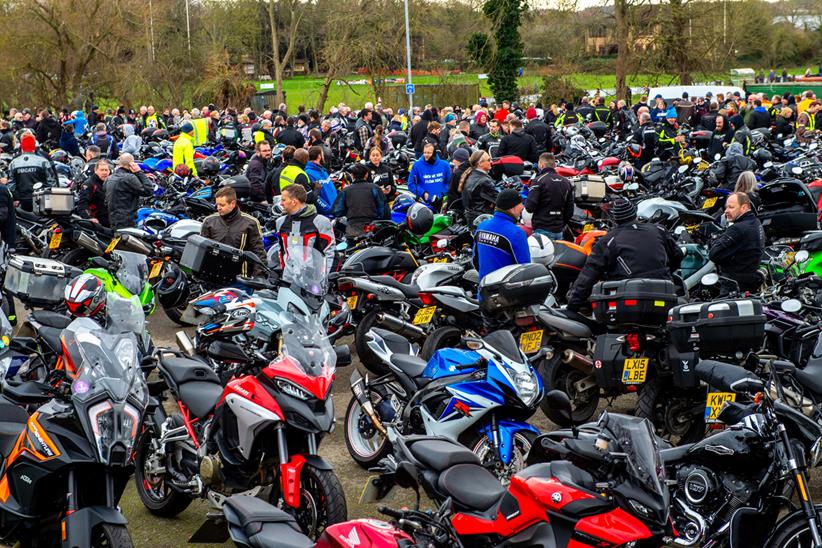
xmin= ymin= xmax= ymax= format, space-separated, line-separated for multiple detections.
xmin=753 ymin=148 xmax=772 ymax=164
xmin=49 ymin=149 xmax=69 ymax=164
xmin=174 ymin=164 xmax=191 ymax=178
xmin=391 ymin=193 xmax=416 ymax=215
xmin=157 ymin=263 xmax=190 ymax=309
xmin=202 ymin=156 xmax=221 ymax=176
xmin=152 ymin=129 xmax=169 ymax=141
xmin=618 ymin=162 xmax=635 ymax=183
xmin=472 ymin=213 xmax=493 ymax=229
xmin=627 ymin=143 xmax=642 ymax=159
xmin=406 ymin=203 xmax=434 ymax=235
xmin=528 ymin=234 xmax=555 ymax=266
xmin=65 ymin=274 xmax=106 ymax=318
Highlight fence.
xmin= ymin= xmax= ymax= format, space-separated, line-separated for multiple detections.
xmin=381 ymin=83 xmax=481 ymax=110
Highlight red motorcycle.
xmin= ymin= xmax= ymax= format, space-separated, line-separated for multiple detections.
xmin=135 ymin=256 xmax=351 ymax=539
xmin=368 ymin=394 xmax=673 ymax=546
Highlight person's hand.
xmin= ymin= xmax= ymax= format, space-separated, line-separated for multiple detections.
xmin=423 ymin=192 xmax=429 ymax=201
xmin=90 ymin=218 xmax=99 ymax=223
xmin=0 ymin=177 xmax=7 ymax=184
xmin=675 ymin=135 xmax=685 ymax=143
xmin=13 ymin=201 xmax=18 ymax=207
xmin=130 ymin=162 xmax=141 ymax=173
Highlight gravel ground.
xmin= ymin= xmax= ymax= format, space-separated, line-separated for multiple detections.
xmin=10 ymin=305 xmax=822 ymax=546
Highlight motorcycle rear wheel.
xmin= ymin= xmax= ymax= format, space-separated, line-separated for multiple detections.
xmin=636 ymin=376 xmax=706 ymax=445
xmin=133 ymin=428 xmax=193 ymax=517
xmin=344 ymin=396 xmax=391 ymax=469
xmin=539 ymin=355 xmax=599 ymax=427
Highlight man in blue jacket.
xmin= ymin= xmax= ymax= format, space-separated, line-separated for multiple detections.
xmin=474 ymin=189 xmax=531 ymax=280
xmin=304 ymin=145 xmax=336 ymax=214
xmin=408 ymin=142 xmax=450 ymax=210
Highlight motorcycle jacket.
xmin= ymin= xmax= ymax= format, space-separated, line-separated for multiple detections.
xmin=7 ymin=152 xmax=57 ymax=202
xmin=201 ymin=206 xmax=267 ymax=274
xmin=273 ymin=204 xmax=335 ymax=278
xmin=462 ymin=168 xmax=498 ymax=227
xmin=709 ymin=211 xmax=765 ymax=292
xmin=105 ymin=167 xmax=155 ymax=230
xmin=524 ymin=167 xmax=574 ymax=233
xmin=567 ymin=221 xmax=684 ymax=312
xmin=473 ymin=210 xmax=531 ymax=281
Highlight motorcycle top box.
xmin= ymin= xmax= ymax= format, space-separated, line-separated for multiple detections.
xmin=758 ymin=178 xmax=819 ymax=239
xmin=479 ymin=263 xmax=554 ymax=313
xmin=4 ymin=255 xmax=80 ymax=306
xmin=669 ymin=298 xmax=766 ymax=356
xmin=571 ymin=175 xmax=607 ymax=202
xmin=590 ymin=278 xmax=677 ymax=328
xmin=32 ymin=187 xmax=74 ymax=216
xmin=180 ymin=234 xmax=246 ymax=283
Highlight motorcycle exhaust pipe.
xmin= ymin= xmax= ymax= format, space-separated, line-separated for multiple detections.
xmin=376 ymin=312 xmax=426 ymax=339
xmin=350 ymin=370 xmax=387 ymax=435
xmin=561 ymin=349 xmax=594 ymax=373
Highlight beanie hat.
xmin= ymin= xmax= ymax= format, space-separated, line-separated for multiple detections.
xmin=20 ymin=134 xmax=36 ymax=153
xmin=180 ymin=122 xmax=194 ymax=133
xmin=444 ymin=113 xmax=457 ymax=124
xmin=610 ymin=197 xmax=637 ymax=225
xmin=351 ymin=163 xmax=370 ymax=181
xmin=453 ymin=147 xmax=470 ymax=163
xmin=665 ymin=107 xmax=678 ymax=119
xmin=525 ymin=107 xmax=538 ymax=120
xmin=496 ymin=188 xmax=522 ymax=210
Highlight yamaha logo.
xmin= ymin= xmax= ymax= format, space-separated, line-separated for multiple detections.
xmin=551 ymin=492 xmax=562 ymax=503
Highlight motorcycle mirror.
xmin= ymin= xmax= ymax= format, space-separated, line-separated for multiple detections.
xmin=781 ymin=299 xmax=802 ymax=313
xmin=545 ymin=390 xmax=577 ymax=435
xmin=763 ymin=161 xmax=773 ymax=168
xmin=678 ymin=164 xmax=688 ymax=174
xmin=792 ymin=166 xmax=803 ymax=175
xmin=729 ymin=376 xmax=765 ymax=395
xmin=33 ymin=182 xmax=43 ymax=191
xmin=811 ymin=142 xmax=818 ymax=151
xmin=701 ymin=273 xmax=719 ymax=286
xmin=436 ymin=239 xmax=448 ymax=249
xmin=625 ymin=182 xmax=639 ymax=190
xmin=336 ymin=241 xmax=348 ymax=252
xmin=714 ymin=153 xmax=721 ymax=161
xmin=795 ymin=250 xmax=810 ymax=264
xmin=334 ymin=344 xmax=352 ymax=367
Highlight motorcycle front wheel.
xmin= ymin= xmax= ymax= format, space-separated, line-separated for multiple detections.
xmin=282 ymin=464 xmax=347 ymax=539
xmin=133 ymin=427 xmax=193 ymax=517
xmin=91 ymin=524 xmax=134 ymax=548
xmin=468 ymin=430 xmax=535 ymax=484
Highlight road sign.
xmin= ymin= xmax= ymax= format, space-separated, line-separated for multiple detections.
xmin=406 ymin=83 xmax=415 ymax=95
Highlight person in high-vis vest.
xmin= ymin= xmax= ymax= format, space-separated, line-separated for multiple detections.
xmin=275 ymin=148 xmax=314 ymax=203
xmin=143 ymin=105 xmax=165 ymax=129
xmin=173 ymin=123 xmax=198 ymax=177
xmin=253 ymin=120 xmax=275 ymax=144
xmin=797 ymin=101 xmax=820 ymax=143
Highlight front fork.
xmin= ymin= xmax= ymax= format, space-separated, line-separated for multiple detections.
xmin=779 ymin=423 xmax=822 ymax=545
xmin=277 ymin=425 xmax=319 ymax=509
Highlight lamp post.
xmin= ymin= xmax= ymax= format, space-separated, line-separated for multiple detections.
xmin=404 ymin=0 xmax=413 ymax=113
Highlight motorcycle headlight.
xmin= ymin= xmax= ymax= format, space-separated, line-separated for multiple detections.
xmin=513 ymin=371 xmax=538 ymax=405
xmin=811 ymin=436 xmax=822 ymax=468
xmin=276 ymin=379 xmax=312 ymax=401
xmin=628 ymin=499 xmax=653 ymax=519
xmin=115 ymin=338 xmax=137 ymax=371
xmin=88 ymin=401 xmax=140 ymax=465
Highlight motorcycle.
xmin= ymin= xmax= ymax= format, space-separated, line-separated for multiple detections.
xmin=135 ymin=247 xmax=350 ymax=539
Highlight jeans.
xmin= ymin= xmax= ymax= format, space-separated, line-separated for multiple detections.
xmin=534 ymin=229 xmax=564 ymax=241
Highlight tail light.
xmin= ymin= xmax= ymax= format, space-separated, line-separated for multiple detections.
xmin=514 ymin=316 xmax=535 ymax=327
xmin=626 ymin=333 xmax=641 ymax=353
xmin=364 ymin=224 xmax=374 ymax=233
xmin=418 ymin=292 xmax=435 ymax=306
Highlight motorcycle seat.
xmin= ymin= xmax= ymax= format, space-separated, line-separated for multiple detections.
xmin=438 ymin=463 xmax=506 ymax=512
xmin=370 ymin=276 xmax=419 ymax=298
xmin=795 ymin=360 xmax=822 ymax=396
xmin=539 ymin=308 xmax=596 ymax=339
xmin=223 ymin=495 xmax=312 ymax=548
xmin=0 ymin=397 xmax=28 ymax=458
xmin=29 ymin=311 xmax=72 ymax=330
xmin=407 ymin=437 xmax=481 ymax=471
xmin=159 ymin=357 xmax=222 ymax=419
xmin=390 ymin=354 xmax=427 ymax=378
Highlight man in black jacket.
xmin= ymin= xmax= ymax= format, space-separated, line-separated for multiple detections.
xmin=709 ymin=143 xmax=756 ymax=189
xmin=247 ymin=140 xmax=274 ymax=203
xmin=525 ymin=153 xmax=574 ymax=240
xmin=709 ymin=192 xmax=764 ymax=293
xmin=34 ymin=110 xmax=61 ymax=146
xmin=332 ymin=163 xmax=385 ymax=237
xmin=631 ymin=112 xmax=658 ymax=169
xmin=525 ymin=114 xmax=551 ymax=154
xmin=275 ymin=117 xmax=305 ymax=148
xmin=497 ymin=118 xmax=538 ymax=162
xmin=105 ymin=153 xmax=155 ymax=229
xmin=567 ymin=198 xmax=684 ymax=312
xmin=410 ymin=110 xmax=433 ymax=155
xmin=7 ymin=133 xmax=57 ymax=211
xmin=75 ymin=160 xmax=111 ymax=227
xmin=201 ymin=186 xmax=267 ymax=275
xmin=746 ymin=99 xmax=771 ymax=130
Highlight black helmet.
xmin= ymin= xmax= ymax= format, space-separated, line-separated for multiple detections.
xmin=753 ymin=148 xmax=772 ymax=164
xmin=157 ymin=263 xmax=190 ymax=309
xmin=202 ymin=156 xmax=221 ymax=175
xmin=406 ymin=203 xmax=434 ymax=235
xmin=49 ymin=149 xmax=69 ymax=164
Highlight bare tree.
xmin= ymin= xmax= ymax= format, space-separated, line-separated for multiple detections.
xmin=266 ymin=0 xmax=308 ymax=106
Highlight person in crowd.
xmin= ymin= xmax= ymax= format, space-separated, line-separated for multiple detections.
xmin=797 ymin=101 xmax=820 ymax=143
xmin=524 ymin=112 xmax=551 ymax=154
xmin=567 ymin=198 xmax=683 ymax=312
xmin=333 ymin=163 xmax=385 ymax=237
xmin=631 ymin=112 xmax=658 ymax=169
xmin=364 ymin=124 xmax=392 ymax=154
xmin=746 ymin=98 xmax=771 ymax=130
xmin=274 ymin=183 xmax=335 ymax=277
xmin=91 ymin=123 xmax=119 ymax=159
xmin=247 ymin=140 xmax=274 ymax=203
xmin=710 ymin=142 xmax=756 ymax=189
xmin=105 ymin=153 xmax=154 ymax=229
xmin=471 ymin=111 xmax=489 ymax=139
xmin=525 ymin=153 xmax=574 ymax=240
xmin=408 ymin=142 xmax=451 ymax=210
xmin=461 ymin=150 xmax=498 ymax=226
xmin=709 ymin=192 xmax=765 ymax=293
xmin=497 ymin=118 xmax=538 ymax=162
xmin=656 ymin=107 xmax=685 ymax=159
xmin=75 ymin=159 xmax=112 ymax=226
xmin=478 ymin=118 xmax=504 ymax=156
xmin=445 ymin=147 xmax=471 ymax=211
xmin=7 ymin=133 xmax=57 ymax=211
xmin=365 ymin=146 xmax=397 ymax=206
xmin=353 ymin=109 xmax=374 ymax=152
xmin=276 ymin=117 xmax=306 ymax=148
xmin=277 ymin=147 xmax=314 ymax=202
xmin=410 ymin=109 xmax=434 ymax=155
xmin=0 ymin=175 xmax=15 ymax=252
xmin=173 ymin=122 xmax=198 ymax=177
xmin=34 ymin=110 xmax=61 ymax=146
xmin=0 ymin=120 xmax=14 ymax=152
xmin=473 ymin=189 xmax=530 ymax=280
xmin=201 ymin=186 xmax=266 ymax=274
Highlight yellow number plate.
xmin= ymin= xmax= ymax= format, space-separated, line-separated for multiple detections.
xmin=432 ymin=257 xmax=449 ymax=263
xmin=346 ymin=295 xmax=359 ymax=311
xmin=583 ymin=223 xmax=595 ymax=233
xmin=705 ymin=391 xmax=736 ymax=423
xmin=622 ymin=358 xmax=649 ymax=384
xmin=701 ymin=197 xmax=718 ymax=209
xmin=149 ymin=260 xmax=164 ymax=280
xmin=519 ymin=330 xmax=544 ymax=353
xmin=105 ymin=235 xmax=121 ymax=254
xmin=412 ymin=306 xmax=437 ymax=325
xmin=48 ymin=232 xmax=62 ymax=250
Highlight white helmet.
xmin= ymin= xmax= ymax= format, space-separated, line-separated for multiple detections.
xmin=528 ymin=233 xmax=555 ymax=266
xmin=521 ymin=209 xmax=533 ymax=228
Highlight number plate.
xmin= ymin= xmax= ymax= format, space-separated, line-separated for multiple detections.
xmin=432 ymin=257 xmax=449 ymax=263
xmin=412 ymin=306 xmax=437 ymax=325
xmin=346 ymin=295 xmax=359 ymax=311
xmin=583 ymin=223 xmax=595 ymax=233
xmin=519 ymin=330 xmax=544 ymax=353
xmin=705 ymin=391 xmax=736 ymax=423
xmin=48 ymin=232 xmax=62 ymax=250
xmin=701 ymin=197 xmax=718 ymax=209
xmin=105 ymin=235 xmax=121 ymax=254
xmin=622 ymin=358 xmax=649 ymax=384
xmin=149 ymin=260 xmax=164 ymax=280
